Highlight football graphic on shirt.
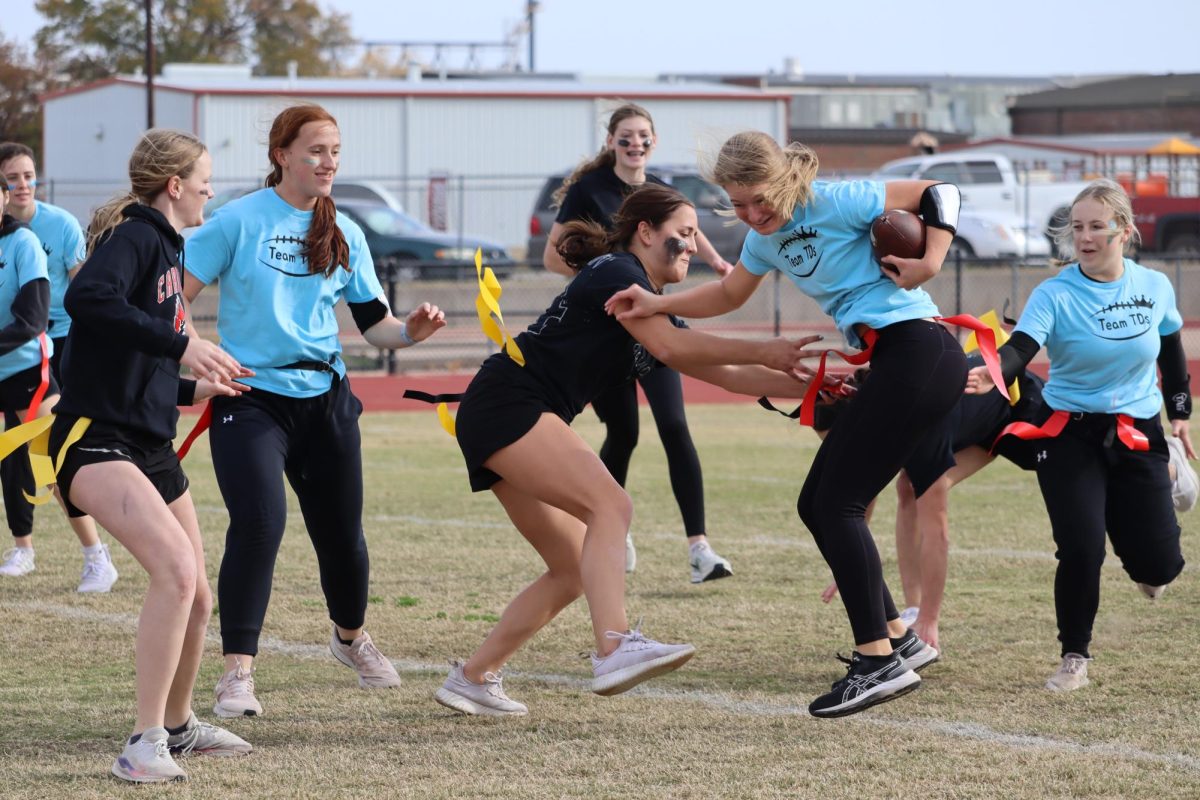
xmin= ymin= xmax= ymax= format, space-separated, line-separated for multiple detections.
xmin=1091 ymin=295 xmax=1155 ymax=341
xmin=258 ymin=234 xmax=312 ymax=277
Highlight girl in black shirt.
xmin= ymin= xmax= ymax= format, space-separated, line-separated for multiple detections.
xmin=51 ymin=130 xmax=253 ymax=782
xmin=435 ymin=184 xmax=820 ymax=716
xmin=542 ymin=103 xmax=735 ymax=582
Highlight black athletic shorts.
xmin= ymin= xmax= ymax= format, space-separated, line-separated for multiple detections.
xmin=0 ymin=362 xmax=60 ymax=416
xmin=49 ymin=414 xmax=188 ymax=517
xmin=456 ymin=362 xmax=559 ymax=492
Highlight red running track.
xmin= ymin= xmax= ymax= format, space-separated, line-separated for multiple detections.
xmin=349 ymin=361 xmax=1200 ymax=413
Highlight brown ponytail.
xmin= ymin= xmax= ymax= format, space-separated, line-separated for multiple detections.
xmin=556 ymin=184 xmax=693 ymax=271
xmin=266 ymin=104 xmax=349 ymax=277
xmin=552 ymin=102 xmax=656 ymax=209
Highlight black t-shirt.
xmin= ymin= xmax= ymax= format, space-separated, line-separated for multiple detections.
xmin=479 ymin=251 xmax=683 ymax=422
xmin=555 ymin=167 xmax=670 ymax=230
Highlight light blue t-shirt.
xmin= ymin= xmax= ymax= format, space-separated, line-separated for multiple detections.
xmin=184 ymin=188 xmax=387 ymax=398
xmin=740 ymin=180 xmax=940 ymax=348
xmin=1015 ymin=259 xmax=1182 ymax=418
xmin=27 ymin=201 xmax=86 ymax=339
xmin=0 ymin=226 xmax=52 ymax=380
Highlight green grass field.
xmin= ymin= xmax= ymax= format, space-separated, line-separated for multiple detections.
xmin=1 ymin=405 xmax=1197 ymax=799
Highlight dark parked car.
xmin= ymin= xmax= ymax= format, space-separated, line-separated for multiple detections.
xmin=526 ymin=165 xmax=748 ymax=271
xmin=336 ymin=200 xmax=514 ymax=280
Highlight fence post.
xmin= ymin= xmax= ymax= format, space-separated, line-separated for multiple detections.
xmin=456 ymin=174 xmax=466 ymax=252
xmin=385 ymin=260 xmax=398 ymax=375
xmin=954 ymin=249 xmax=963 ymax=315
xmin=1011 ymin=258 xmax=1020 ymax=320
xmin=772 ymin=270 xmax=781 ymax=337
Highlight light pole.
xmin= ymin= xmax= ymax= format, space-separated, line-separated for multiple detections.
xmin=144 ymin=0 xmax=155 ymax=129
xmin=526 ymin=1 xmax=540 ymax=73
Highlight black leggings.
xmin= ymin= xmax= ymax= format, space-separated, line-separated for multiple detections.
xmin=212 ymin=378 xmax=370 ymax=656
xmin=1034 ymin=413 xmax=1184 ymax=658
xmin=592 ymin=366 xmax=704 ymax=537
xmin=797 ymin=320 xmax=967 ymax=645
xmin=0 ymin=358 xmax=62 ymax=538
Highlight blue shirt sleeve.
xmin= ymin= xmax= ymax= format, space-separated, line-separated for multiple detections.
xmin=830 ymin=180 xmax=886 ymax=230
xmin=184 ymin=211 xmax=235 ymax=284
xmin=739 ymin=230 xmax=775 ymax=276
xmin=337 ymin=218 xmax=385 ymax=304
xmin=1014 ymin=283 xmax=1056 ymax=347
xmin=13 ymin=229 xmax=49 ymax=287
xmin=1157 ymin=274 xmax=1183 ymax=336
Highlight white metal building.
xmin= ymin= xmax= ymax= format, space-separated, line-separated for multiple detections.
xmin=41 ymin=66 xmax=789 ymax=252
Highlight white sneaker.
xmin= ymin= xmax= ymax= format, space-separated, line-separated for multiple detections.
xmin=898 ymin=606 xmax=920 ymax=627
xmin=329 ymin=628 xmax=402 ymax=688
xmin=1137 ymin=582 xmax=1167 ymax=600
xmin=213 ymin=664 xmax=263 ymax=718
xmin=435 ymin=661 xmax=528 ymax=716
xmin=1045 ymin=653 xmax=1091 ymax=692
xmin=77 ymin=544 xmax=118 ymax=593
xmin=689 ymin=541 xmax=732 ymax=583
xmin=111 ymin=727 xmax=187 ymax=783
xmin=0 ymin=546 xmax=34 ymax=577
xmin=625 ymin=533 xmax=637 ymax=573
xmin=590 ymin=624 xmax=695 ymax=696
xmin=1167 ymin=436 xmax=1198 ymax=513
xmin=166 ymin=713 xmax=252 ymax=756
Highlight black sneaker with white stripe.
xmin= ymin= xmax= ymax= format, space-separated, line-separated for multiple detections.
xmin=889 ymin=629 xmax=939 ymax=672
xmin=808 ymin=652 xmax=921 ymax=718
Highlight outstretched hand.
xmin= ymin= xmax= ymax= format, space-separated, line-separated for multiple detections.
xmin=604 ymin=284 xmax=660 ymax=320
xmin=406 ymin=302 xmax=447 ymax=342
xmin=760 ymin=334 xmax=825 ymax=375
xmin=181 ymin=337 xmax=242 ymax=383
xmin=963 ymin=365 xmax=996 ymax=395
xmin=194 ymin=366 xmax=255 ymax=403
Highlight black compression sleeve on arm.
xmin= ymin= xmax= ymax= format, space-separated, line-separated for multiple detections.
xmin=997 ymin=331 xmax=1040 ymax=387
xmin=1158 ymin=331 xmax=1192 ymax=420
xmin=0 ymin=279 xmax=49 ymax=357
xmin=348 ymin=298 xmax=389 ymax=334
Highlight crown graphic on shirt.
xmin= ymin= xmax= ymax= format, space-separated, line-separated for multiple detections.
xmin=1095 ymin=295 xmax=1155 ymax=315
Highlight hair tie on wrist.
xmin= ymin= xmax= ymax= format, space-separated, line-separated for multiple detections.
xmin=400 ymin=323 xmax=417 ymax=347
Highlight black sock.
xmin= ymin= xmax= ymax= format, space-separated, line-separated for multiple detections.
xmin=165 ymin=720 xmax=189 ymax=736
xmin=128 ymin=733 xmax=142 ymax=746
xmin=337 ymin=634 xmax=356 ymax=646
xmin=856 ymin=651 xmax=895 ymax=665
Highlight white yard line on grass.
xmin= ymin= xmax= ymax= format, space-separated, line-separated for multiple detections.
xmin=8 ymin=599 xmax=1198 ymax=775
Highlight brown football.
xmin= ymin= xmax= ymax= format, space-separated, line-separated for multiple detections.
xmin=870 ymin=209 xmax=926 ymax=266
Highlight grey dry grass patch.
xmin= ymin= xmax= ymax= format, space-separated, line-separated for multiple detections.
xmin=0 ymin=406 xmax=1197 ymax=799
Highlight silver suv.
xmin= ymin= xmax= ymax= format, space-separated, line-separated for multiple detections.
xmin=526 ymin=166 xmax=748 ymax=271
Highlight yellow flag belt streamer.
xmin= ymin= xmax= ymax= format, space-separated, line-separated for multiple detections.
xmin=963 ymin=309 xmax=1020 ymax=405
xmin=421 ymin=249 xmax=526 ymax=438
xmin=0 ymin=415 xmax=91 ymax=505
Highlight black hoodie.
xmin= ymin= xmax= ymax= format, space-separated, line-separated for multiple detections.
xmin=56 ymin=204 xmax=195 ymax=441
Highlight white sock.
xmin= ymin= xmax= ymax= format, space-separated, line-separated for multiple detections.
xmin=82 ymin=543 xmax=104 ymax=557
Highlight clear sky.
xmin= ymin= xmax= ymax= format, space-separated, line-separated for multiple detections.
xmin=3 ymin=0 xmax=1199 ymax=78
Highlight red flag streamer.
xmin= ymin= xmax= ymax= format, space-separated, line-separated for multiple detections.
xmin=23 ymin=333 xmax=51 ymax=424
xmin=176 ymin=400 xmax=213 ymax=461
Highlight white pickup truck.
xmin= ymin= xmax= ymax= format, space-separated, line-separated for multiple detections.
xmin=871 ymin=152 xmax=1090 ymax=258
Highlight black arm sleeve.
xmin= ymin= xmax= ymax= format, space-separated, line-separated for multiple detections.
xmin=996 ymin=331 xmax=1040 ymax=387
xmin=64 ymin=231 xmax=189 ymax=359
xmin=0 ymin=279 xmax=49 ymax=357
xmin=1158 ymin=331 xmax=1192 ymax=420
xmin=348 ymin=298 xmax=389 ymax=334
xmin=177 ymin=378 xmax=197 ymax=407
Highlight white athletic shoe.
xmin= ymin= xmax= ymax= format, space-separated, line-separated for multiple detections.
xmin=213 ymin=664 xmax=263 ymax=718
xmin=898 ymin=606 xmax=920 ymax=627
xmin=1167 ymin=436 xmax=1198 ymax=513
xmin=689 ymin=541 xmax=733 ymax=583
xmin=625 ymin=533 xmax=637 ymax=573
xmin=435 ymin=661 xmax=528 ymax=716
xmin=0 ymin=546 xmax=34 ymax=577
xmin=77 ymin=544 xmax=118 ymax=593
xmin=329 ymin=628 xmax=402 ymax=688
xmin=166 ymin=713 xmax=252 ymax=756
xmin=1137 ymin=582 xmax=1167 ymax=600
xmin=590 ymin=624 xmax=695 ymax=696
xmin=1045 ymin=653 xmax=1091 ymax=692
xmin=111 ymin=727 xmax=187 ymax=783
